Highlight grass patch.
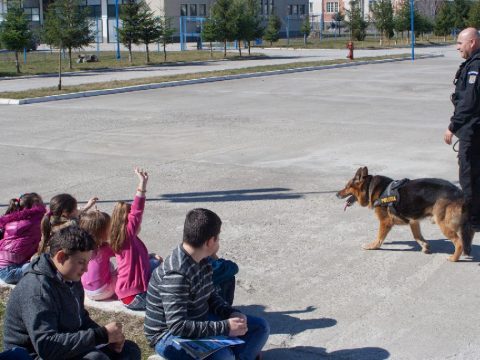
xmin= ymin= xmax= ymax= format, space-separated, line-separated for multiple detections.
xmin=0 ymin=54 xmax=411 ymax=100
xmin=0 ymin=50 xmax=266 ymax=77
xmin=0 ymin=287 xmax=154 ymax=359
xmin=257 ymin=35 xmax=456 ymax=49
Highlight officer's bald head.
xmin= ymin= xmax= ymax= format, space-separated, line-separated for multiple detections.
xmin=457 ymin=27 xmax=480 ymax=59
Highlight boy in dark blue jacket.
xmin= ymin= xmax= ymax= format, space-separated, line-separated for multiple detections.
xmin=3 ymin=226 xmax=141 ymax=360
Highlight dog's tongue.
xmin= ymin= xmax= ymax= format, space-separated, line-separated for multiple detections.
xmin=344 ymin=195 xmax=357 ymax=211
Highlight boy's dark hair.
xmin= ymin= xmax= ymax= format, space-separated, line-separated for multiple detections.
xmin=183 ymin=208 xmax=222 ymax=248
xmin=49 ymin=225 xmax=96 ymax=257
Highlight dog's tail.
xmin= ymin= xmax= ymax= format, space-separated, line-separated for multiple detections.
xmin=461 ymin=202 xmax=473 ymax=256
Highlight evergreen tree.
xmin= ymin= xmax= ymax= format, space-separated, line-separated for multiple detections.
xmin=118 ymin=0 xmax=142 ymax=63
xmin=468 ymin=0 xmax=480 ymax=28
xmin=232 ymin=0 xmax=247 ymax=56
xmin=138 ymin=3 xmax=161 ymax=64
xmin=263 ymin=14 xmax=281 ymax=46
xmin=301 ymin=16 xmax=311 ymax=45
xmin=202 ymin=17 xmax=218 ymax=58
xmin=345 ymin=0 xmax=368 ymax=41
xmin=370 ymin=0 xmax=394 ymax=45
xmin=0 ymin=1 xmax=32 ymax=73
xmin=210 ymin=0 xmax=237 ymax=57
xmin=435 ymin=2 xmax=454 ymax=40
xmin=159 ymin=16 xmax=175 ymax=61
xmin=332 ymin=11 xmax=344 ymax=36
xmin=43 ymin=0 xmax=93 ymax=71
xmin=452 ymin=0 xmax=470 ymax=31
xmin=241 ymin=0 xmax=264 ymax=55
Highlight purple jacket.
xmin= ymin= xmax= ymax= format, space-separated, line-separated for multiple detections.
xmin=0 ymin=205 xmax=46 ymax=267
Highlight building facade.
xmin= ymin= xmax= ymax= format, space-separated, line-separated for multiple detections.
xmin=0 ymin=0 xmax=310 ymax=44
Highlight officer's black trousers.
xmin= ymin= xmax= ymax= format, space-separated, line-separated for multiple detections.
xmin=458 ymin=139 xmax=480 ymax=225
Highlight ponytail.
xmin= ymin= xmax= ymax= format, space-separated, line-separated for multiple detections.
xmin=4 ymin=198 xmax=20 ymax=215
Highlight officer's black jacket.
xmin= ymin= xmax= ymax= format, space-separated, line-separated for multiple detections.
xmin=450 ymin=48 xmax=480 ymax=140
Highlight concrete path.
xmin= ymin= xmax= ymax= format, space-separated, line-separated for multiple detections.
xmin=0 ymin=46 xmax=448 ymax=92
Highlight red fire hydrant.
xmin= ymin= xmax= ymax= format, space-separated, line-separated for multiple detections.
xmin=346 ymin=41 xmax=354 ymax=60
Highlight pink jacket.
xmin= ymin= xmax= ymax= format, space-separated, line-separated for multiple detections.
xmin=81 ymin=243 xmax=115 ymax=291
xmin=0 ymin=205 xmax=46 ymax=267
xmin=114 ymin=196 xmax=151 ymax=299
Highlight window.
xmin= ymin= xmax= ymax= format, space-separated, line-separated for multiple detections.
xmin=309 ymin=2 xmax=313 ymax=12
xmin=180 ymin=4 xmax=187 ymax=16
xmin=326 ymin=1 xmax=338 ymax=13
xmin=198 ymin=4 xmax=206 ymax=16
xmin=189 ymin=3 xmax=197 ymax=16
xmin=300 ymin=4 xmax=305 ymax=14
xmin=23 ymin=7 xmax=39 ymax=21
xmin=268 ymin=0 xmax=274 ymax=14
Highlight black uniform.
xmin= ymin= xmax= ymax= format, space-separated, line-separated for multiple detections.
xmin=449 ymin=48 xmax=480 ymax=227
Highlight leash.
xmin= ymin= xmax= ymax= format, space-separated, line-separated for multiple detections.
xmin=453 ymin=140 xmax=459 ymax=153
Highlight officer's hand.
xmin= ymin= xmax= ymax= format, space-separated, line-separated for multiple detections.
xmin=444 ymin=129 xmax=454 ymax=145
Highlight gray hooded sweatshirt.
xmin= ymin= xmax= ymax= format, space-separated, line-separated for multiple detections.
xmin=3 ymin=254 xmax=108 ymax=359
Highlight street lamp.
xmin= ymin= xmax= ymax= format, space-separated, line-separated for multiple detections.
xmin=115 ymin=0 xmax=120 ymax=59
xmin=410 ymin=0 xmax=414 ymax=60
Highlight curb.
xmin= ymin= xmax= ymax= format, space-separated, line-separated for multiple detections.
xmin=0 ymin=54 xmax=443 ymax=105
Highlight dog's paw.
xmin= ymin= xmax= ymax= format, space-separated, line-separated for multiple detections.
xmin=422 ymin=247 xmax=431 ymax=254
xmin=447 ymin=255 xmax=459 ymax=262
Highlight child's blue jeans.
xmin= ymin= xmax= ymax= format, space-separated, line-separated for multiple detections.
xmin=0 ymin=263 xmax=30 ymax=284
xmin=154 ymin=315 xmax=269 ymax=360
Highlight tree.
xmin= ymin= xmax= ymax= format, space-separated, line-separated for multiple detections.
xmin=202 ymin=17 xmax=218 ymax=58
xmin=301 ymin=16 xmax=311 ymax=45
xmin=345 ymin=0 xmax=368 ymax=41
xmin=452 ymin=0 xmax=470 ymax=31
xmin=370 ymin=0 xmax=394 ymax=45
xmin=118 ymin=0 xmax=142 ymax=63
xmin=332 ymin=12 xmax=345 ymax=36
xmin=232 ymin=0 xmax=247 ymax=56
xmin=468 ymin=0 xmax=480 ymax=28
xmin=0 ymin=2 xmax=32 ymax=74
xmin=43 ymin=0 xmax=93 ymax=71
xmin=241 ymin=0 xmax=264 ymax=55
xmin=435 ymin=2 xmax=454 ymax=41
xmin=263 ymin=14 xmax=281 ymax=46
xmin=210 ymin=0 xmax=238 ymax=57
xmin=159 ymin=16 xmax=175 ymax=61
xmin=138 ymin=3 xmax=161 ymax=64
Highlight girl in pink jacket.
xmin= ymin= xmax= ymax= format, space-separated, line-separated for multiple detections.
xmin=110 ymin=168 xmax=162 ymax=310
xmin=0 ymin=193 xmax=45 ymax=284
xmin=80 ymin=211 xmax=117 ymax=300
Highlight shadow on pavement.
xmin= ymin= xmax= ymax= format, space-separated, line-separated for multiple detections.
xmin=234 ymin=304 xmax=336 ymax=336
xmin=0 ymin=188 xmax=338 ymax=207
xmin=263 ymin=345 xmax=390 ymax=360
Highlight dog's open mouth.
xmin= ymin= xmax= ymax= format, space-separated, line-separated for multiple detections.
xmin=344 ymin=195 xmax=357 ymax=211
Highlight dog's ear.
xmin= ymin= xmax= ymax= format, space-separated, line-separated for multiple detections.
xmin=361 ymin=167 xmax=369 ymax=178
xmin=354 ymin=167 xmax=363 ymax=181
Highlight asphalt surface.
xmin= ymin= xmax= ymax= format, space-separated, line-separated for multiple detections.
xmin=0 ymin=45 xmax=477 ymax=359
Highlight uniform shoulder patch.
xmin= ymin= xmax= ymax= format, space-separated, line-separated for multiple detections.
xmin=468 ymin=71 xmax=478 ymax=84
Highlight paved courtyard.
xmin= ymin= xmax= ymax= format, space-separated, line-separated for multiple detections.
xmin=1 ymin=46 xmax=478 ymax=359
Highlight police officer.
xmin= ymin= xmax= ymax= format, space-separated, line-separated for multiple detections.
xmin=444 ymin=27 xmax=480 ymax=231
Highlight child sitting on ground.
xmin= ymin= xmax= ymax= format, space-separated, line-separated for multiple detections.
xmin=37 ymin=193 xmax=97 ymax=255
xmin=145 ymin=208 xmax=270 ymax=360
xmin=208 ymin=253 xmax=239 ymax=306
xmin=0 ymin=193 xmax=45 ymax=284
xmin=80 ymin=211 xmax=117 ymax=301
xmin=3 ymin=225 xmax=141 ymax=360
xmin=110 ymin=168 xmax=162 ymax=311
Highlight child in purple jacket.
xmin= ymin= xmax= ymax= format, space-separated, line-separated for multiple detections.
xmin=0 ymin=193 xmax=46 ymax=284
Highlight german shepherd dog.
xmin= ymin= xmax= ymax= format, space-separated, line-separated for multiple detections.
xmin=336 ymin=167 xmax=473 ymax=261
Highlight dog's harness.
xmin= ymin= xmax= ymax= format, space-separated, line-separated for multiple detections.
xmin=372 ymin=178 xmax=410 ymax=222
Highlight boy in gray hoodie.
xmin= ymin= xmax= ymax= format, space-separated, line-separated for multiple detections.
xmin=3 ymin=226 xmax=141 ymax=360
